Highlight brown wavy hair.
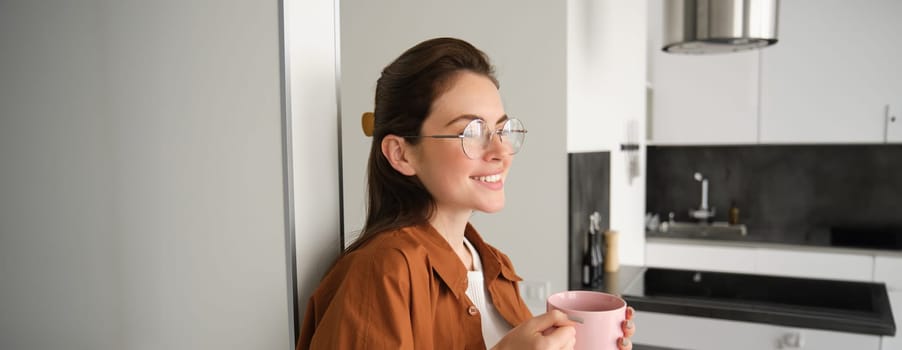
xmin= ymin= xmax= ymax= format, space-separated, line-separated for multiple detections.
xmin=344 ymin=37 xmax=498 ymax=253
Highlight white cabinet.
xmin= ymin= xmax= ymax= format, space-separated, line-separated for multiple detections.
xmin=646 ymin=0 xmax=759 ymax=145
xmin=874 ymin=256 xmax=902 ymax=349
xmin=755 ymin=248 xmax=874 ymax=282
xmin=759 ymin=0 xmax=902 ymax=144
xmin=648 ymin=0 xmax=902 ymax=145
xmin=646 ymin=240 xmax=756 ymax=273
xmin=882 ymin=291 xmax=902 ymax=350
xmin=874 ymin=256 xmax=902 ymax=291
xmin=634 ymin=311 xmax=881 ymax=350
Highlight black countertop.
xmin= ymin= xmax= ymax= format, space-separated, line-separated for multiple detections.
xmin=585 ymin=266 xmax=896 ymax=337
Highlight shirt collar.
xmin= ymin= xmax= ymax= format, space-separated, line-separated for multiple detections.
xmin=465 ymin=224 xmax=523 ymax=284
xmin=414 ymin=223 xmax=520 ymax=300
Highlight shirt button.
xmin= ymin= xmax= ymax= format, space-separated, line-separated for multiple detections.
xmin=467 ymin=305 xmax=479 ymax=316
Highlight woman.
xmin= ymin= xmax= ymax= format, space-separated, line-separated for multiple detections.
xmin=298 ymin=37 xmax=635 ymax=350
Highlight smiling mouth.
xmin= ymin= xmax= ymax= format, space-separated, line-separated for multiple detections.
xmin=471 ymin=174 xmax=502 ymax=183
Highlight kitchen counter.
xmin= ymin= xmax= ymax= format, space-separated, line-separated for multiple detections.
xmin=633 ymin=345 xmax=684 ymax=350
xmin=646 ymin=231 xmax=902 ymax=257
xmin=585 ymin=265 xmax=896 ymax=336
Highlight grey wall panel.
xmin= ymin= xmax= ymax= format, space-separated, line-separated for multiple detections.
xmin=0 ymin=1 xmax=295 ymax=349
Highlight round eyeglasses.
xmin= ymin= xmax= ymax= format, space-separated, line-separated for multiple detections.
xmin=403 ymin=118 xmax=528 ymax=159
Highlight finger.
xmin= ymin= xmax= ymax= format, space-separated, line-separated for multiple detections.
xmin=561 ymin=331 xmax=577 ymax=350
xmin=625 ymin=306 xmax=635 ymax=320
xmin=621 ymin=319 xmax=635 ymax=338
xmin=618 ymin=336 xmax=632 ymax=350
xmin=544 ymin=324 xmax=576 ymax=347
xmin=541 ymin=327 xmax=555 ymax=337
xmin=533 ymin=310 xmax=578 ymax=332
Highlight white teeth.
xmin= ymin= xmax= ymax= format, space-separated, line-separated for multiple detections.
xmin=472 ymin=174 xmax=502 ymax=183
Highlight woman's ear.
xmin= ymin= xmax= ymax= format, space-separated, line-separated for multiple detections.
xmin=381 ymin=135 xmax=417 ymax=176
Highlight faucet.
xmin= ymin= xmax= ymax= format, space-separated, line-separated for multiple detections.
xmin=690 ymin=172 xmax=715 ymax=221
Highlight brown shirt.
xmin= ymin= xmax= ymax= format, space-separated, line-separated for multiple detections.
xmin=298 ymin=223 xmax=533 ymax=350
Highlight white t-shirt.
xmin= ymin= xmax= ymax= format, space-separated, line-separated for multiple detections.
xmin=463 ymin=238 xmax=513 ymax=347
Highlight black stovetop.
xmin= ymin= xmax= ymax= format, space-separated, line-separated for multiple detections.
xmin=618 ymin=267 xmax=896 ymax=336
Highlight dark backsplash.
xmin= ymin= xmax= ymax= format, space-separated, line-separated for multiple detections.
xmin=568 ymin=151 xmax=610 ymax=290
xmin=646 ymin=145 xmax=902 ymax=243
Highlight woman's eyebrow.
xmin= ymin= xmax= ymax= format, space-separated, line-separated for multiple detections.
xmin=444 ymin=114 xmax=509 ymax=127
xmin=444 ymin=115 xmax=480 ymax=127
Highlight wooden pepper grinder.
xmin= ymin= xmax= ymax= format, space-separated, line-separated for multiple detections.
xmin=603 ymin=230 xmax=619 ymax=273
xmin=729 ymin=201 xmax=740 ymax=225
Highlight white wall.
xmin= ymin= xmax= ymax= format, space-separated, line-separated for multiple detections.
xmin=567 ymin=0 xmax=647 ymax=265
xmin=0 ymin=1 xmax=295 ymax=349
xmin=340 ymin=0 xmax=569 ymax=309
xmin=286 ymin=0 xmax=342 ymax=333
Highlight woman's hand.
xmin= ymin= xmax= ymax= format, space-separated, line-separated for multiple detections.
xmin=618 ymin=306 xmax=636 ymax=350
xmin=491 ymin=310 xmax=577 ymax=350
xmin=492 ymin=306 xmax=635 ymax=350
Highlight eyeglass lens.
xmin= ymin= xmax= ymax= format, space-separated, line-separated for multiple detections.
xmin=461 ymin=119 xmax=526 ymax=159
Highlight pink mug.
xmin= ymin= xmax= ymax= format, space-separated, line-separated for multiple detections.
xmin=546 ymin=291 xmax=626 ymax=350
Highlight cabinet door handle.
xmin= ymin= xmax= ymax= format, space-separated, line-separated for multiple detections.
xmin=779 ymin=331 xmax=805 ymax=349
xmin=886 ymin=105 xmax=893 ymax=142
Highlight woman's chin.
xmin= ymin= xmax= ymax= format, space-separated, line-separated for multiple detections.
xmin=476 ymin=202 xmax=505 ymax=214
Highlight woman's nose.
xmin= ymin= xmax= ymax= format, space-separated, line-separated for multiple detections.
xmin=482 ymin=131 xmax=511 ymax=160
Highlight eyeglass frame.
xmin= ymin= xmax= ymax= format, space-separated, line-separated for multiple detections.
xmin=400 ymin=117 xmax=528 ymax=160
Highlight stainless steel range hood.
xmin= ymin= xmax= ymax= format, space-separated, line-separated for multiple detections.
xmin=664 ymin=0 xmax=779 ymax=54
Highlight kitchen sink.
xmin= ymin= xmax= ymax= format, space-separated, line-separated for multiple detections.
xmin=656 ymin=221 xmax=747 ymax=239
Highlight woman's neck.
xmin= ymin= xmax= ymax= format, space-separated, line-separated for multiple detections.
xmin=429 ymin=209 xmax=474 ymax=269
